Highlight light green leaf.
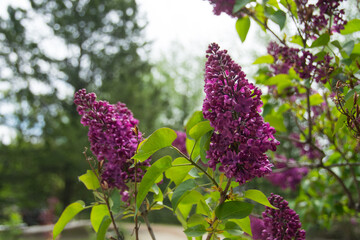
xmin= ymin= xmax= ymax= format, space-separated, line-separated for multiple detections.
xmin=342 ymin=40 xmax=355 ymax=57
xmin=186 ymin=137 xmax=201 ymax=160
xmin=231 ymin=217 xmax=252 ymax=236
xmin=280 ymin=0 xmax=297 ymax=18
xmin=267 ymin=0 xmax=280 ymax=9
xmin=341 ymin=19 xmax=360 ymax=35
xmin=265 ymin=74 xmax=292 ymax=86
xmin=133 ymin=128 xmax=177 ymax=161
xmin=333 ymin=113 xmax=347 ymax=136
xmin=253 ymin=55 xmax=274 ymax=64
xmin=53 ymin=201 xmax=86 ymax=239
xmin=184 ymin=225 xmax=207 ymax=237
xmin=264 ymin=114 xmax=286 ymax=132
xmin=290 ymin=35 xmax=304 ymax=47
xmin=233 ymin=0 xmax=252 ymax=13
xmin=185 ymin=111 xmax=204 ymax=136
xmin=136 ymin=156 xmax=172 ymax=210
xmin=311 ymin=33 xmax=330 ymax=48
xmin=78 ymin=170 xmax=100 ymax=190
xmin=236 ymin=16 xmax=251 ymax=42
xmin=244 ymin=189 xmax=277 ymax=209
xmin=171 ymin=179 xmax=197 ymax=211
xmin=189 ymin=120 xmax=213 ymax=141
xmin=91 ymin=205 xmax=110 ymax=232
xmin=215 ymin=201 xmax=253 ymax=220
xmin=196 ymin=199 xmax=211 ymax=216
xmin=165 ymin=157 xmax=194 ymax=186
xmin=187 ymin=214 xmax=207 ymax=227
xmin=96 ymin=215 xmax=112 ymax=240
xmin=309 ymin=93 xmax=323 ymax=106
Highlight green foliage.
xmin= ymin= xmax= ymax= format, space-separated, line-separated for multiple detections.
xmin=236 ymin=17 xmax=251 ymax=42
xmin=215 ymin=201 xmax=254 ymax=220
xmin=78 ymin=170 xmax=100 ymax=190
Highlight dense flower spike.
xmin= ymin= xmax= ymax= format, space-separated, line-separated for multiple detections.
xmin=173 ymin=131 xmax=188 ymax=155
xmin=74 ymin=89 xmax=150 ymax=198
xmin=295 ymin=0 xmax=346 ymax=39
xmin=203 ymin=43 xmax=279 ymax=184
xmin=268 ymin=41 xmax=333 ymax=83
xmin=262 ymin=194 xmax=306 ymax=239
xmin=266 ymin=155 xmax=308 ymax=190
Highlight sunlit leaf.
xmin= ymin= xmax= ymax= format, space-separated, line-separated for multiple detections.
xmin=253 ymin=55 xmax=274 ymax=64
xmin=78 ymin=170 xmax=100 ymax=190
xmin=236 ymin=16 xmax=251 ymax=42
xmin=171 ymin=179 xmax=197 ymax=210
xmin=341 ymin=19 xmax=360 ymax=35
xmin=91 ymin=204 xmax=110 ymax=232
xmin=244 ymin=189 xmax=277 ymax=209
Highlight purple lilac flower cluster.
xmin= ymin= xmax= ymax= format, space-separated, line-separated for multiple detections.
xmin=206 ymin=0 xmax=236 ymax=17
xmin=268 ymin=41 xmax=332 ymax=83
xmin=266 ymin=155 xmax=308 ymax=190
xmin=262 ymin=194 xmax=306 ymax=240
xmin=290 ymin=133 xmax=323 ymax=159
xmin=295 ymin=0 xmax=347 ymax=39
xmin=74 ymin=89 xmax=150 ymax=200
xmin=202 ymin=43 xmax=279 ymax=185
xmin=173 ymin=131 xmax=188 ymax=155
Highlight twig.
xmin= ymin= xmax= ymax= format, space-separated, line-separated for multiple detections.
xmin=142 ymin=211 xmax=156 ymax=240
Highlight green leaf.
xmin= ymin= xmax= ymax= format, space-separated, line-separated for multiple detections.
xmin=196 ymin=198 xmax=211 ymax=216
xmin=133 ymin=128 xmax=177 ymax=161
xmin=253 ymin=55 xmax=274 ymax=64
xmin=200 ymin=131 xmax=212 ymax=163
xmin=186 ymin=137 xmax=201 ymax=160
xmin=290 ymin=35 xmax=304 ymax=47
xmin=265 ymin=74 xmax=292 ymax=86
xmin=185 ymin=111 xmax=205 ymax=136
xmin=264 ymin=114 xmax=286 ymax=132
xmin=333 ymin=113 xmax=347 ymax=136
xmin=189 ymin=120 xmax=213 ymax=141
xmin=91 ymin=205 xmax=110 ymax=232
xmin=96 ymin=216 xmax=112 ymax=240
xmin=267 ymin=0 xmax=280 ymax=9
xmin=165 ymin=157 xmax=193 ymax=186
xmin=352 ymin=43 xmax=360 ymax=55
xmin=243 ymin=189 xmax=277 ymax=209
xmin=215 ymin=201 xmax=253 ymax=220
xmin=269 ymin=10 xmax=286 ymax=30
xmin=342 ymin=40 xmax=355 ymax=57
xmin=136 ymin=156 xmax=172 ymax=210
xmin=309 ymin=93 xmax=323 ymax=106
xmin=331 ymin=40 xmax=342 ymax=50
xmin=171 ymin=179 xmax=197 ymax=211
xmin=233 ymin=0 xmax=252 ymax=13
xmin=236 ymin=16 xmax=251 ymax=42
xmin=341 ymin=19 xmax=360 ymax=35
xmin=311 ymin=33 xmax=330 ymax=48
xmin=280 ymin=0 xmax=297 ymax=18
xmin=184 ymin=225 xmax=207 ymax=237
xmin=225 ymin=221 xmax=243 ymax=236
xmin=78 ymin=170 xmax=100 ymax=190
xmin=110 ymin=190 xmax=121 ymax=214
xmin=231 ymin=217 xmax=252 ymax=236
xmin=53 ymin=201 xmax=86 ymax=239
xmin=187 ymin=214 xmax=207 ymax=228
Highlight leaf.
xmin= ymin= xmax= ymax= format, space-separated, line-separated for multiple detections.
xmin=186 ymin=137 xmax=201 ymax=160
xmin=290 ymin=35 xmax=304 ymax=47
xmin=96 ymin=216 xmax=112 ymax=240
xmin=110 ymin=190 xmax=121 ymax=214
xmin=265 ymin=74 xmax=292 ymax=86
xmin=269 ymin=10 xmax=286 ymax=30
xmin=231 ymin=217 xmax=252 ymax=236
xmin=341 ymin=19 xmax=360 ymax=35
xmin=267 ymin=0 xmax=280 ymax=9
xmin=224 ymin=221 xmax=243 ymax=236
xmin=311 ymin=33 xmax=330 ymax=48
xmin=280 ymin=0 xmax=297 ymax=18
xmin=264 ymin=114 xmax=286 ymax=132
xmin=215 ymin=201 xmax=253 ymax=220
xmin=333 ymin=113 xmax=347 ymax=136
xmin=185 ymin=111 xmax=205 ymax=136
xmin=187 ymin=214 xmax=207 ymax=227
xmin=342 ymin=40 xmax=355 ymax=57
xmin=189 ymin=120 xmax=213 ymax=141
xmin=91 ymin=205 xmax=110 ymax=232
xmin=243 ymin=189 xmax=277 ymax=209
xmin=171 ymin=179 xmax=197 ymax=211
xmin=196 ymin=199 xmax=211 ymax=216
xmin=78 ymin=170 xmax=100 ymax=190
xmin=236 ymin=16 xmax=251 ymax=42
xmin=53 ymin=201 xmax=86 ymax=239
xmin=132 ymin=128 xmax=177 ymax=161
xmin=233 ymin=0 xmax=252 ymax=13
xmin=136 ymin=156 xmax=172 ymax=210
xmin=165 ymin=157 xmax=194 ymax=186
xmin=309 ymin=93 xmax=323 ymax=106
xmin=253 ymin=55 xmax=274 ymax=64
xmin=200 ymin=131 xmax=212 ymax=163
xmin=184 ymin=224 xmax=207 ymax=237
xmin=331 ymin=40 xmax=342 ymax=50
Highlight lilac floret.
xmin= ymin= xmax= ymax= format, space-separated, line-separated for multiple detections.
xmin=203 ymin=43 xmax=279 ymax=184
xmin=74 ymin=89 xmax=150 ymax=198
xmin=173 ymin=131 xmax=188 ymax=155
xmin=262 ymin=194 xmax=306 ymax=240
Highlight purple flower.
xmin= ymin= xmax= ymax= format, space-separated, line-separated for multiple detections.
xmin=206 ymin=0 xmax=236 ymax=17
xmin=74 ymin=89 xmax=150 ymax=199
xmin=250 ymin=216 xmax=266 ymax=240
xmin=173 ymin=131 xmax=188 ymax=155
xmin=295 ymin=0 xmax=347 ymax=39
xmin=266 ymin=155 xmax=308 ymax=190
xmin=262 ymin=194 xmax=306 ymax=240
xmin=203 ymin=43 xmax=279 ymax=184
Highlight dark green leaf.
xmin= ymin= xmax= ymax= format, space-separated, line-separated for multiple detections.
xmin=269 ymin=10 xmax=286 ymax=30
xmin=133 ymin=128 xmax=177 ymax=161
xmin=200 ymin=131 xmax=212 ymax=163
xmin=215 ymin=201 xmax=253 ymax=220
xmin=189 ymin=120 xmax=213 ymax=141
xmin=231 ymin=217 xmax=252 ymax=236
xmin=225 ymin=221 xmax=243 ymax=236
xmin=233 ymin=0 xmax=252 ymax=13
xmin=110 ymin=190 xmax=121 ymax=214
xmin=341 ymin=19 xmax=360 ymax=35
xmin=243 ymin=189 xmax=277 ymax=209
xmin=171 ymin=179 xmax=197 ymax=210
xmin=236 ymin=17 xmax=251 ymax=42
xmin=136 ymin=156 xmax=172 ymax=210
xmin=53 ymin=201 xmax=86 ymax=239
xmin=342 ymin=40 xmax=355 ymax=56
xmin=333 ymin=113 xmax=347 ymax=136
xmin=184 ymin=225 xmax=207 ymax=237
xmin=311 ymin=33 xmax=330 ymax=48
xmin=78 ymin=170 xmax=100 ymax=190
xmin=331 ymin=40 xmax=342 ymax=50
xmin=187 ymin=214 xmax=207 ymax=227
